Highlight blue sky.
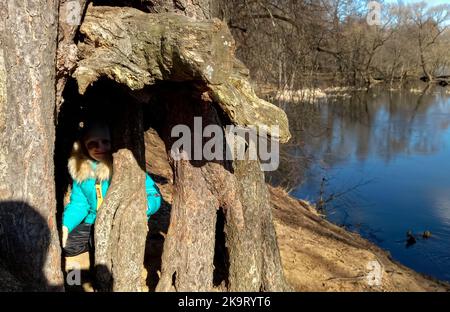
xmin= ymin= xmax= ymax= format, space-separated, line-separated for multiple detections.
xmin=385 ymin=0 xmax=450 ymax=5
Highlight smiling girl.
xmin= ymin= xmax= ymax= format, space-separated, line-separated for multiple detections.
xmin=62 ymin=120 xmax=161 ymax=257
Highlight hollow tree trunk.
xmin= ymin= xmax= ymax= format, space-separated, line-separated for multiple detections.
xmin=150 ymin=0 xmax=291 ymax=292
xmin=154 ymin=86 xmax=291 ymax=291
xmin=72 ymin=1 xmax=291 ymax=292
xmin=0 ymin=0 xmax=64 ymax=290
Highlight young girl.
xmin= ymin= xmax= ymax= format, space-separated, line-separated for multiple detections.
xmin=62 ymin=120 xmax=161 ymax=257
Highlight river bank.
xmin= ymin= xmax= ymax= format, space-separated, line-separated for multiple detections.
xmin=267 ymin=86 xmax=450 ymax=289
xmin=255 ymin=81 xmax=450 ymax=106
xmin=144 ymin=129 xmax=450 ymax=292
xmin=269 ymin=186 xmax=449 ymax=291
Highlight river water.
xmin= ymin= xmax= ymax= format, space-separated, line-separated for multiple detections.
xmin=274 ymin=87 xmax=450 ymax=282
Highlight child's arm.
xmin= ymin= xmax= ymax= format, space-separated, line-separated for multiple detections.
xmin=63 ymin=181 xmax=90 ymax=233
xmin=145 ymin=174 xmax=162 ymax=219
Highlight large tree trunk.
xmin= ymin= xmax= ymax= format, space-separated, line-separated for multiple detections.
xmin=0 ymin=0 xmax=289 ymax=291
xmin=149 ymin=1 xmax=291 ymax=292
xmin=228 ymin=157 xmax=289 ymax=291
xmin=153 ymin=86 xmax=223 ymax=291
xmin=0 ymin=0 xmax=64 ymax=290
xmin=0 ymin=0 xmax=290 ymax=292
xmin=153 ymin=87 xmax=291 ymax=292
xmin=70 ymin=1 xmax=291 ymax=292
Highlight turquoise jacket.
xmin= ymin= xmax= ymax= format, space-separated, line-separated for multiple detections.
xmin=63 ymin=150 xmax=161 ymax=233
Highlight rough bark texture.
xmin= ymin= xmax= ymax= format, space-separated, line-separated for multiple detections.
xmin=0 ymin=259 xmax=25 ymax=291
xmin=153 ymin=87 xmax=229 ymax=291
xmin=0 ymin=0 xmax=64 ymax=290
xmin=56 ymin=0 xmax=89 ymax=112
xmin=71 ymin=3 xmax=291 ymax=292
xmin=148 ymin=84 xmax=291 ymax=291
xmin=74 ymin=4 xmax=290 ymax=143
xmin=142 ymin=0 xmax=213 ymax=19
xmin=1 ymin=0 xmax=289 ymax=292
xmin=223 ymin=153 xmax=291 ymax=291
xmin=94 ymin=102 xmax=148 ymax=291
xmin=155 ymin=159 xmax=219 ymax=291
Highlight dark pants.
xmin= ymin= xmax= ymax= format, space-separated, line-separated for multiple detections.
xmin=63 ymin=223 xmax=94 ymax=257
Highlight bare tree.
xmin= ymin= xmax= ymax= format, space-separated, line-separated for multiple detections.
xmin=409 ymin=2 xmax=450 ymax=82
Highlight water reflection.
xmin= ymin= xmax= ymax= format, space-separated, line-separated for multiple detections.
xmin=319 ymin=89 xmax=448 ymax=163
xmin=270 ymin=87 xmax=450 ymax=282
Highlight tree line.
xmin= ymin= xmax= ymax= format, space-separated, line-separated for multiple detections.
xmin=216 ymin=0 xmax=450 ymax=89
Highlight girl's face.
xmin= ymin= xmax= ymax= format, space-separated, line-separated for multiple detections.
xmin=84 ymin=126 xmax=112 ymax=162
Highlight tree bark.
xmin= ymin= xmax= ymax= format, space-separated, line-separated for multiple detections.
xmin=226 ymin=151 xmax=291 ymax=291
xmin=94 ymin=99 xmax=149 ymax=291
xmin=143 ymin=0 xmax=213 ymax=19
xmin=155 ymin=158 xmax=219 ymax=291
xmin=153 ymin=83 xmax=291 ymax=291
xmin=0 ymin=0 xmax=64 ymax=290
xmin=56 ymin=0 xmax=89 ymax=112
xmin=154 ymin=86 xmax=223 ymax=291
xmin=0 ymin=0 xmax=291 ymax=292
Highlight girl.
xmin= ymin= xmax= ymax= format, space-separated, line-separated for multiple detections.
xmin=62 ymin=120 xmax=161 ymax=256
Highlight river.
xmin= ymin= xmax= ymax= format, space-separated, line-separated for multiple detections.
xmin=271 ymin=87 xmax=450 ymax=282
